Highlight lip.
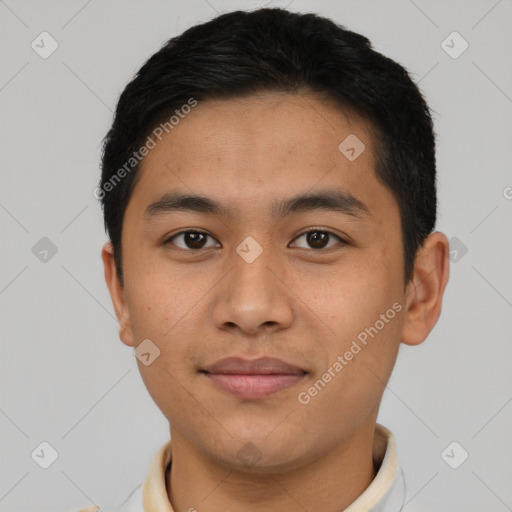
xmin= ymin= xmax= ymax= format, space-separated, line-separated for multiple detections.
xmin=201 ymin=357 xmax=307 ymax=400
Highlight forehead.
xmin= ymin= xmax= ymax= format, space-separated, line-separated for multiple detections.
xmin=127 ymin=92 xmax=394 ymax=220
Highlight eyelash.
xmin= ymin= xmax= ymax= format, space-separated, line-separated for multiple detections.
xmin=164 ymin=229 xmax=347 ymax=251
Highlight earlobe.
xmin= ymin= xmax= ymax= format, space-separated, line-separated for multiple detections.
xmin=400 ymin=232 xmax=450 ymax=346
xmin=101 ymin=242 xmax=136 ymax=347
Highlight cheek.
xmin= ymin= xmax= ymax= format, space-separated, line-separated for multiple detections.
xmin=294 ymin=259 xmax=403 ymax=375
xmin=294 ymin=298 xmax=403 ymax=435
xmin=124 ymin=264 xmax=200 ymax=339
xmin=294 ymin=261 xmax=393 ymax=331
xmin=125 ymin=276 xmax=203 ymax=417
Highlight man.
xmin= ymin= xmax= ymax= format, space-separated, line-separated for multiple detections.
xmin=84 ymin=7 xmax=449 ymax=511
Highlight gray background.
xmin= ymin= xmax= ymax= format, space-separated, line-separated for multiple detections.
xmin=1 ymin=0 xmax=511 ymax=511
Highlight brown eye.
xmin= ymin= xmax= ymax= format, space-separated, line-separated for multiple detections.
xmin=167 ymin=231 xmax=220 ymax=250
xmin=184 ymin=232 xmax=207 ymax=249
xmin=307 ymin=231 xmax=329 ymax=249
xmin=291 ymin=230 xmax=345 ymax=250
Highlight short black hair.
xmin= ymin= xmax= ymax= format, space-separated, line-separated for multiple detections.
xmin=99 ymin=8 xmax=437 ymax=286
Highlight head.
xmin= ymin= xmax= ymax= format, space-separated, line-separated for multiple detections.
xmin=100 ymin=8 xmax=449 ymax=473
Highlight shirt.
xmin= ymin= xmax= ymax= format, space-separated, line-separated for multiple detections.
xmin=77 ymin=423 xmax=405 ymax=512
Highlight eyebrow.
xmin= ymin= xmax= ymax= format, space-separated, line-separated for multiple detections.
xmin=144 ymin=189 xmax=370 ymax=221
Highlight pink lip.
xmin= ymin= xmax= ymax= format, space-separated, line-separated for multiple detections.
xmin=201 ymin=357 xmax=307 ymax=400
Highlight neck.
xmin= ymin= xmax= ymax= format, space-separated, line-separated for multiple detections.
xmin=166 ymin=421 xmax=378 ymax=512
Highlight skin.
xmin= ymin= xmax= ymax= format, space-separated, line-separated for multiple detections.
xmin=102 ymin=91 xmax=449 ymax=512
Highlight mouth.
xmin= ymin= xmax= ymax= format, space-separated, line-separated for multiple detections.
xmin=200 ymin=356 xmax=308 ymax=400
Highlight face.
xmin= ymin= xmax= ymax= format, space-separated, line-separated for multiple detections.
xmin=104 ymin=92 xmax=419 ymax=473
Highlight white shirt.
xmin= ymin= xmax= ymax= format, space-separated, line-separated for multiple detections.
xmin=78 ymin=423 xmax=405 ymax=512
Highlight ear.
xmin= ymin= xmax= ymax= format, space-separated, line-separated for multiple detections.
xmin=401 ymin=232 xmax=450 ymax=346
xmin=101 ymin=242 xmax=136 ymax=347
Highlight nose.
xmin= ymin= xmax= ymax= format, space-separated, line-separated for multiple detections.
xmin=211 ymin=244 xmax=294 ymax=336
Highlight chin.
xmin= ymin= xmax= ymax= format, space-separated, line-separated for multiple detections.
xmin=208 ymin=434 xmax=313 ymax=475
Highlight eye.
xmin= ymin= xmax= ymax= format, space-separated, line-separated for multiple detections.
xmin=290 ymin=230 xmax=346 ymax=250
xmin=166 ymin=231 xmax=220 ymax=250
